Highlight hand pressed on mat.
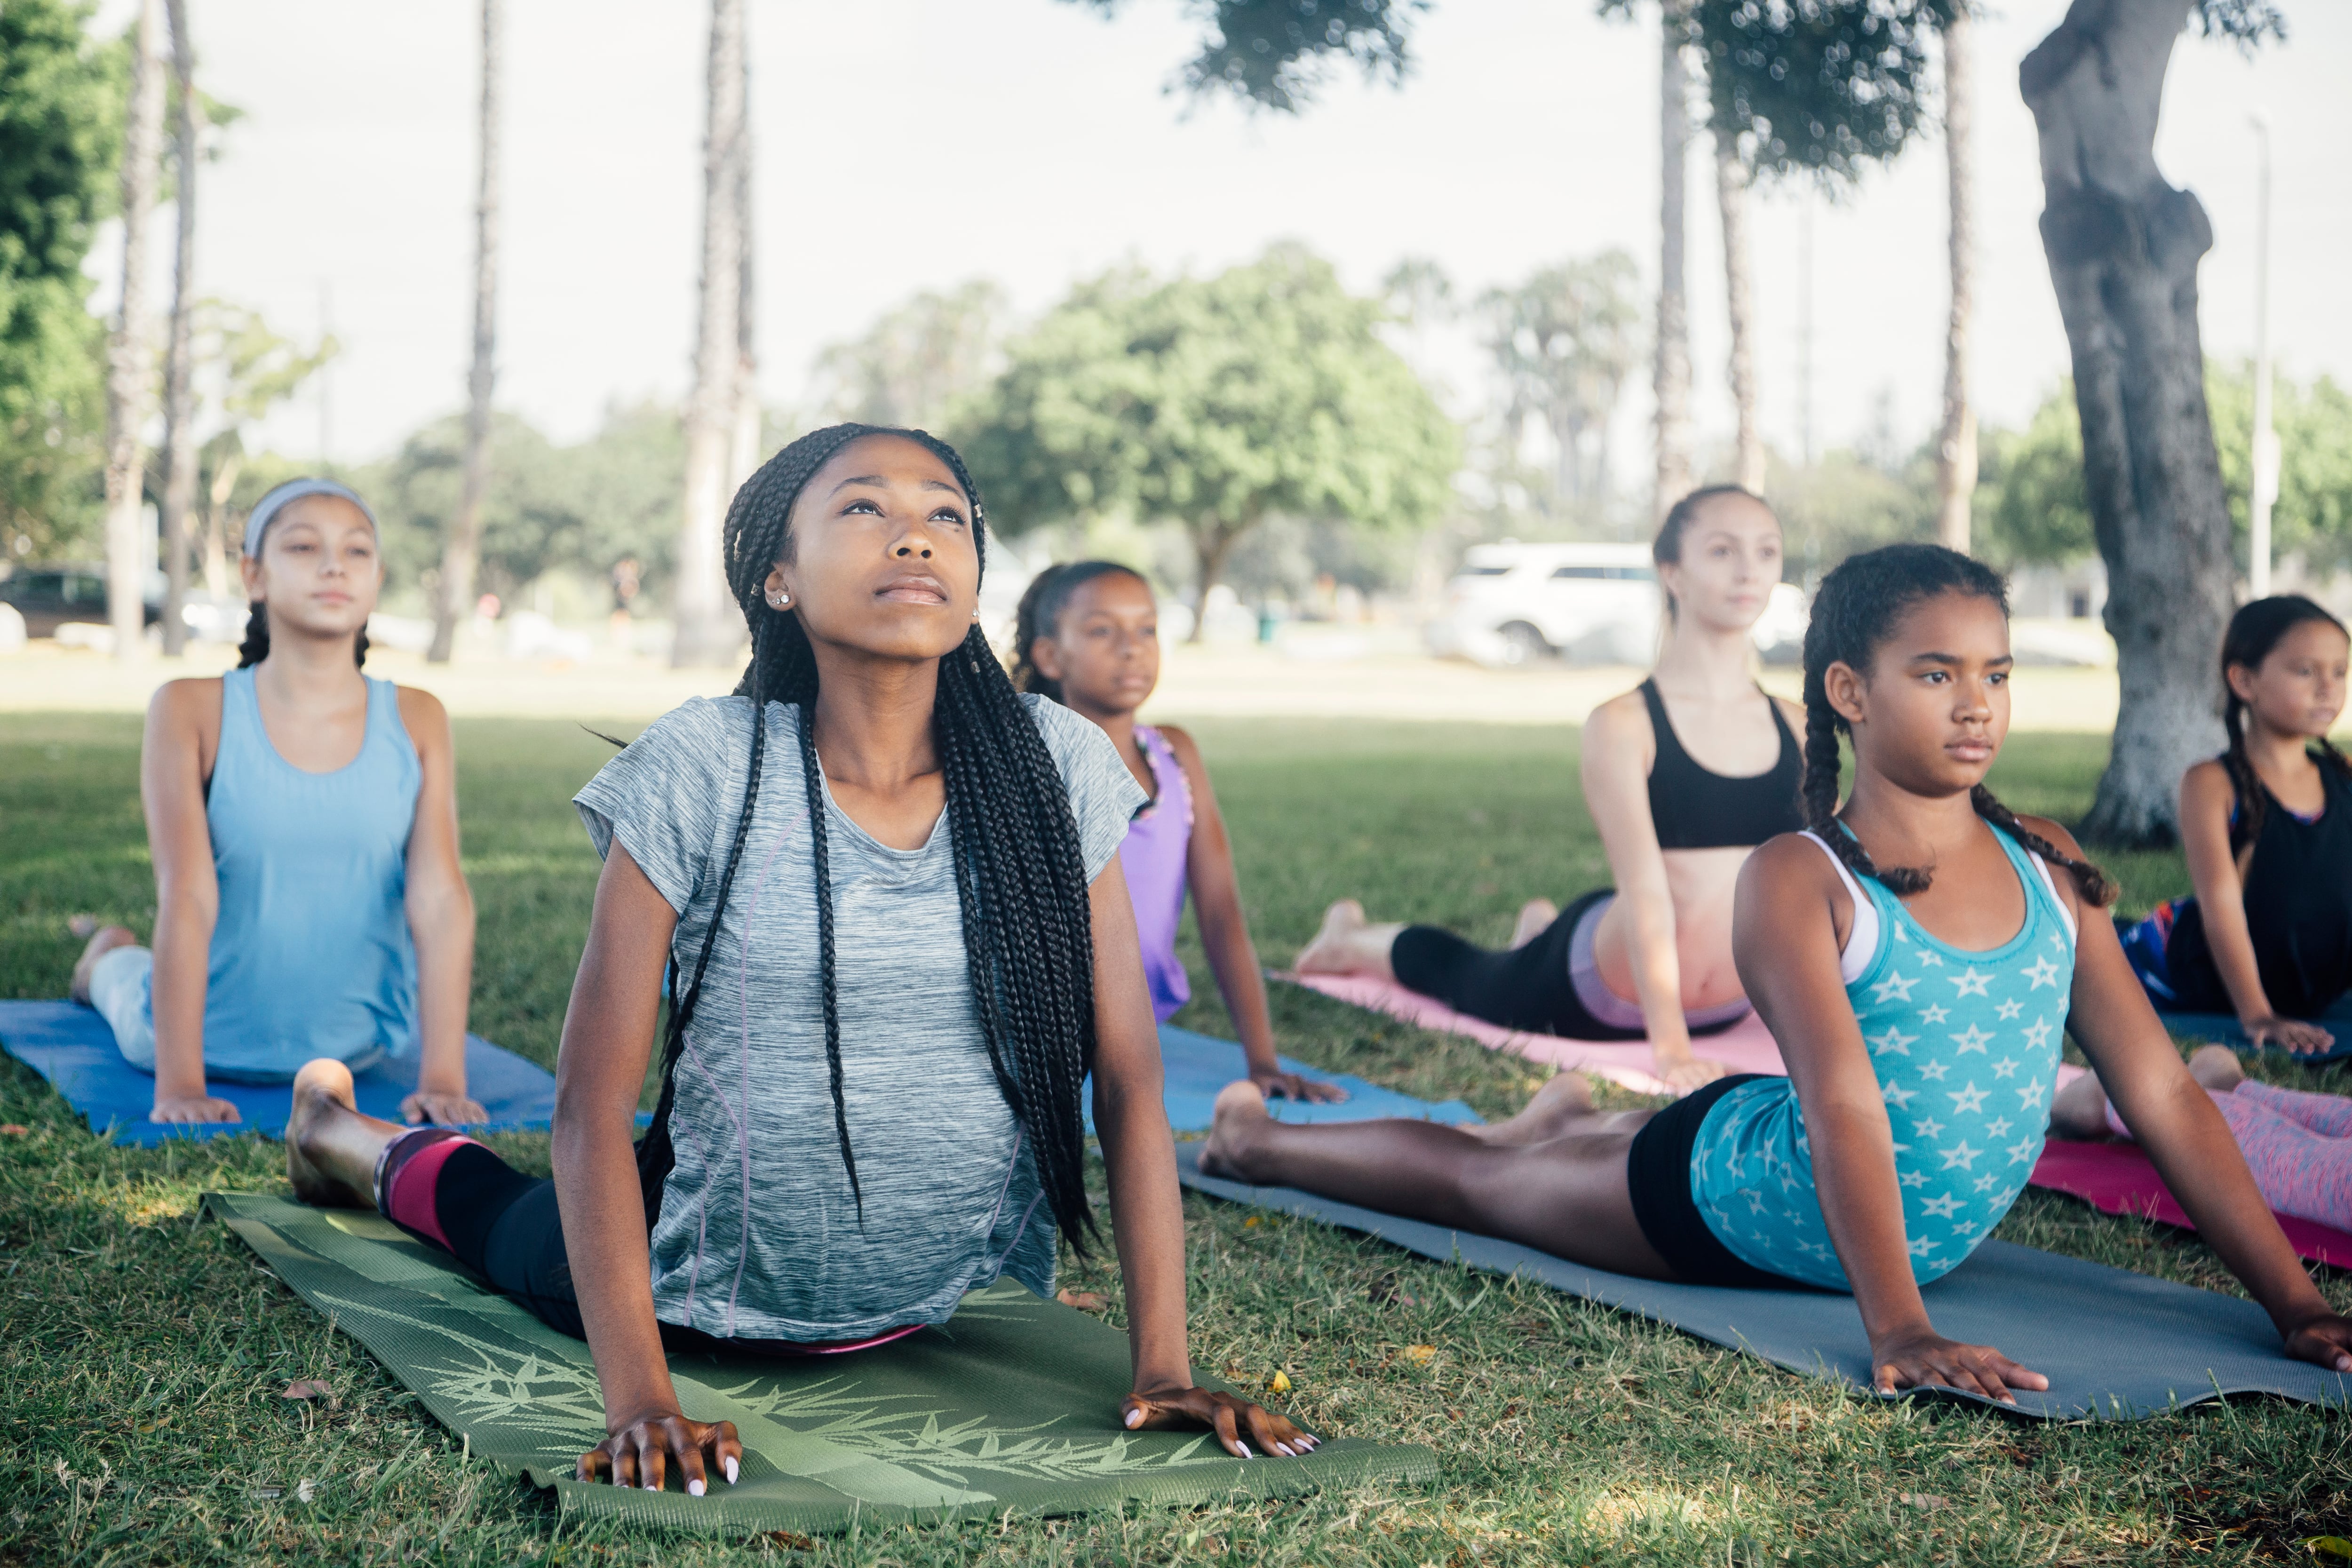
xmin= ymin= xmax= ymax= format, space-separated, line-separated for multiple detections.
xmin=578 ymin=1408 xmax=743 ymax=1496
xmin=1121 ymin=1384 xmax=1319 ymax=1459
xmin=1868 ymin=1325 xmax=2049 ymax=1406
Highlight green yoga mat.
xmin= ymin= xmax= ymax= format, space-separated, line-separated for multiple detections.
xmin=204 ymin=1192 xmax=1433 ymax=1535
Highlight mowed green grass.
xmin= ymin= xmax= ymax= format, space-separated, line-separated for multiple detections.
xmin=3 ymin=710 xmax=2349 ymax=1567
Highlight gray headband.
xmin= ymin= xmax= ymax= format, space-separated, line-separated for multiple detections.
xmin=242 ymin=478 xmax=379 ymax=558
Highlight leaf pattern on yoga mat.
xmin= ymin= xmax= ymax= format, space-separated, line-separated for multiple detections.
xmin=202 ymin=1190 xmax=1438 ymax=1535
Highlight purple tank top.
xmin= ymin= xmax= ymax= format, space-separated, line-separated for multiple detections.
xmin=1118 ymin=725 xmax=1193 ymax=1022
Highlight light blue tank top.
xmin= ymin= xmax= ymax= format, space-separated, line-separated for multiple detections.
xmin=1689 ymin=822 xmax=2076 ymax=1290
xmin=191 ymin=666 xmax=421 ymax=1075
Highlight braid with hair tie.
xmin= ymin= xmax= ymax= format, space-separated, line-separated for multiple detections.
xmin=636 ymin=422 xmax=1101 ymax=1250
xmin=1799 ymin=542 xmax=2117 ymax=907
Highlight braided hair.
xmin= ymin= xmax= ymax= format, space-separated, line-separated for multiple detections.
xmin=1008 ymin=559 xmax=1148 ymax=703
xmin=236 ymin=601 xmax=371 ymax=668
xmin=1798 ymin=542 xmax=2116 ymax=906
xmin=1654 ymin=484 xmax=1765 ymax=624
xmin=636 ymin=422 xmax=1104 ymax=1250
xmin=2219 ymin=594 xmax=2352 ymax=853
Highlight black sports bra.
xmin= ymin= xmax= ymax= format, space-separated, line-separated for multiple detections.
xmin=1639 ymin=678 xmax=1804 ymax=850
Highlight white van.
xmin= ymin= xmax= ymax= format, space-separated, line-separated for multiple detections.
xmin=1424 ymin=541 xmax=1806 ymax=668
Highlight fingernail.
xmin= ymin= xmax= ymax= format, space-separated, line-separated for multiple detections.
xmin=723 ymin=1457 xmax=739 ymax=1485
xmin=688 ymin=1479 xmax=704 ymax=1497
xmin=1236 ymin=1442 xmax=1252 ymax=1458
xmin=1273 ymin=1442 xmax=1295 ymax=1457
xmin=644 ymin=1479 xmax=660 ymax=1491
xmin=1125 ymin=1409 xmax=1143 ymax=1428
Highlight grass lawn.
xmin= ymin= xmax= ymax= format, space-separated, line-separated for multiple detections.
xmin=3 ymin=710 xmax=2348 ymax=1566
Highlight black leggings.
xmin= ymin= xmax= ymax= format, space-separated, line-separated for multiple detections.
xmin=409 ymin=1143 xmax=589 ymax=1337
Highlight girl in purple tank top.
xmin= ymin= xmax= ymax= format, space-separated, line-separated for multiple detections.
xmin=1013 ymin=563 xmax=1343 ymax=1103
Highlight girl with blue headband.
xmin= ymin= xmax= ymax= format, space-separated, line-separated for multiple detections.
xmin=69 ymin=478 xmax=485 ymax=1127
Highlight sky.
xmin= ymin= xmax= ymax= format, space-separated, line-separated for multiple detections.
xmin=89 ymin=0 xmax=2352 ymax=485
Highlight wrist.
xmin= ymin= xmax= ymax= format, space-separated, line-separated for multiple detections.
xmin=1131 ymin=1361 xmax=1193 ymax=1393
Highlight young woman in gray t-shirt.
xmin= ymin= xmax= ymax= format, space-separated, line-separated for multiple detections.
xmin=283 ymin=425 xmax=1312 ymax=1494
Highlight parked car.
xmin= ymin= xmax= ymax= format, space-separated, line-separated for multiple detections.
xmin=0 ymin=568 xmax=161 ymax=639
xmin=1423 ymin=541 xmax=1806 ymax=668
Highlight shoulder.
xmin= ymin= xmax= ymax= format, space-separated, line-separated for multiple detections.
xmin=588 ymin=696 xmax=760 ymax=794
xmin=1020 ymin=692 xmax=1099 ymax=760
xmin=1152 ymin=722 xmax=1207 ymax=770
xmin=1586 ymin=687 xmax=1656 ymax=739
xmin=2180 ymin=757 xmax=2237 ymax=809
xmin=1745 ymin=829 xmax=1841 ymax=888
xmin=146 ymin=675 xmax=222 ymax=737
xmin=392 ymin=685 xmax=452 ymax=748
xmin=1772 ymin=694 xmax=1806 ymax=733
xmin=2010 ymin=812 xmax=2086 ymax=863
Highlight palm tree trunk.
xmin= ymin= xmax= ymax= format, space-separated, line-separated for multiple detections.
xmin=1715 ymin=135 xmax=1763 ymax=493
xmin=430 ymin=0 xmax=502 ymax=666
xmin=201 ymin=450 xmax=239 ymax=602
xmin=672 ymin=0 xmax=747 ymax=667
xmin=104 ymin=0 xmax=167 ymax=663
xmin=1935 ymin=5 xmax=1978 ymax=552
xmin=729 ymin=39 xmax=761 ymax=494
xmin=1653 ymin=2 xmax=1694 ymax=520
xmin=158 ymin=0 xmax=199 ymax=657
xmin=2022 ymin=0 xmax=2233 ymax=845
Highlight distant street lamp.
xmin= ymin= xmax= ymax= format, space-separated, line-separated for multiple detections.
xmin=2249 ymin=113 xmax=2278 ymax=600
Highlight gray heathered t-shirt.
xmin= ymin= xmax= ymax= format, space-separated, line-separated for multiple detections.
xmin=573 ymin=692 xmax=1144 ymax=1343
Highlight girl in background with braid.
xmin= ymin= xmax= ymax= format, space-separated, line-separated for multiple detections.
xmin=1011 ymin=560 xmax=1343 ymax=1103
xmin=282 ymin=426 xmax=1311 ymax=1495
xmin=2117 ymin=596 xmax=2352 ymax=1056
xmin=1205 ymin=543 xmax=2352 ymax=1403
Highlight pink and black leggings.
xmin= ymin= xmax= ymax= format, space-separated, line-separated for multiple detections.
xmin=2105 ymin=1080 xmax=2352 ymax=1233
xmin=376 ymin=1129 xmax=588 ymax=1337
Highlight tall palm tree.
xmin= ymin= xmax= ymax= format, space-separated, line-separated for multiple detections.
xmin=104 ymin=0 xmax=167 ymax=663
xmin=430 ymin=0 xmax=503 ymax=665
xmin=1652 ymin=1 xmax=1694 ymax=520
xmin=672 ymin=0 xmax=747 ymax=667
xmin=729 ymin=35 xmax=760 ymax=495
xmin=158 ymin=0 xmax=201 ymax=657
xmin=1714 ymin=134 xmax=1764 ymax=493
xmin=1934 ymin=5 xmax=1977 ymax=552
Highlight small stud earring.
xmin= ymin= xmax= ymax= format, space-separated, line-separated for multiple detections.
xmin=770 ymin=591 xmax=789 ymax=608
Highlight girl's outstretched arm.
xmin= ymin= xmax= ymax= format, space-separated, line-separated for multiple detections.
xmin=1161 ymin=725 xmax=1339 ymax=1103
xmin=1087 ymin=857 xmax=1316 ymax=1457
xmin=2045 ymin=818 xmax=2352 ymax=1372
xmin=1735 ymin=836 xmax=2049 ymax=1404
xmin=2177 ymin=763 xmax=2332 ymax=1054
xmin=396 ymin=688 xmax=482 ymax=1125
xmin=142 ymin=680 xmax=235 ymax=1123
xmin=1582 ymin=695 xmax=1718 ymax=1090
xmin=556 ymin=842 xmax=742 ymax=1494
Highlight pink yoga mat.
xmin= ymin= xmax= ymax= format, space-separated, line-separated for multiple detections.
xmin=2028 ymin=1138 xmax=2352 ymax=1269
xmin=1276 ymin=971 xmax=1788 ymax=1095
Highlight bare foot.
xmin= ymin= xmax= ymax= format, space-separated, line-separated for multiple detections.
xmin=1200 ymin=1081 xmax=1272 ymax=1180
xmin=1509 ymin=899 xmax=1560 ymax=950
xmin=286 ymin=1060 xmax=374 ymax=1209
xmin=68 ymin=923 xmax=138 ymax=1004
xmin=2186 ymin=1044 xmax=2246 ymax=1094
xmin=1469 ymin=1071 xmax=1601 ymax=1147
xmin=2048 ymin=1071 xmax=2113 ymax=1141
xmin=1294 ymin=900 xmax=1368 ymax=974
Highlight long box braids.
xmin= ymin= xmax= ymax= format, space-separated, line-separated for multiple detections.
xmin=636 ymin=424 xmax=1102 ymax=1250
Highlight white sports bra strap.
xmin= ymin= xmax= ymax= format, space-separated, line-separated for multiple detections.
xmin=1799 ymin=829 xmax=1878 ymax=983
xmin=2024 ymin=850 xmax=2079 ymax=943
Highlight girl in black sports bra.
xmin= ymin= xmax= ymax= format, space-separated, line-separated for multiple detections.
xmin=2118 ymin=596 xmax=2352 ymax=1057
xmin=1296 ymin=487 xmax=1806 ymax=1091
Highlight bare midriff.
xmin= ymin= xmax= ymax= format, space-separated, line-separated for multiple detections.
xmin=1588 ymin=845 xmax=1754 ymax=1013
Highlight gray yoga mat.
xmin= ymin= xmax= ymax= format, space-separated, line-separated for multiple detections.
xmin=1176 ymin=1143 xmax=2352 ymax=1421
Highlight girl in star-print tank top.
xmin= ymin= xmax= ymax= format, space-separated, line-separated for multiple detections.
xmin=1200 ymin=543 xmax=2351 ymax=1410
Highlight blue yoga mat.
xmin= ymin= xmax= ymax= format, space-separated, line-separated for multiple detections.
xmin=2155 ymin=998 xmax=2352 ymax=1064
xmin=0 ymin=998 xmax=584 ymax=1146
xmin=1090 ymin=1024 xmax=1483 ymax=1136
xmin=1177 ymin=1144 xmax=2351 ymax=1421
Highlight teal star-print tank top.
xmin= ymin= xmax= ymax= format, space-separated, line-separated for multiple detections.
xmin=1688 ymin=822 xmax=2077 ymax=1290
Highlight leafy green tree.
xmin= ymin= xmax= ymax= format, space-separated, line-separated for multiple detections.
xmin=1478 ymin=251 xmax=1642 ymax=519
xmin=815 ymin=279 xmax=1006 ymax=432
xmin=958 ymin=245 xmax=1457 ymax=637
xmin=1973 ymin=386 xmax=2092 ymax=572
xmin=1065 ymin=0 xmax=1421 ymax=112
xmin=2207 ymin=363 xmax=2352 ymax=574
xmin=0 ymin=0 xmax=120 ymax=561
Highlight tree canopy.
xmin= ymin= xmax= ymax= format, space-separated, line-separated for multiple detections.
xmin=955 ymin=245 xmax=1457 ymax=619
xmin=1066 ymin=0 xmax=1423 ymax=113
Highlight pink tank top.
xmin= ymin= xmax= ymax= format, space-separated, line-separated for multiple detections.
xmin=1118 ymin=726 xmax=1193 ymax=1022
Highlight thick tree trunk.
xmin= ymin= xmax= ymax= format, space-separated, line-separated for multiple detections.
xmin=1935 ymin=6 xmax=1978 ymax=552
xmin=1653 ymin=3 xmax=1693 ymax=520
xmin=430 ymin=0 xmax=502 ymax=665
xmin=1715 ymin=137 xmax=1763 ymax=494
xmin=672 ymin=0 xmax=747 ymax=667
xmin=104 ymin=0 xmax=166 ymax=663
xmin=2022 ymin=0 xmax=2233 ymax=846
xmin=1186 ymin=522 xmax=1246 ymax=645
xmin=158 ymin=0 xmax=198 ymax=657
